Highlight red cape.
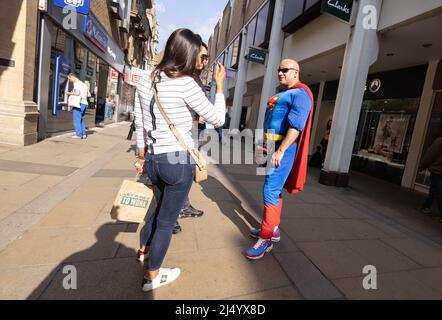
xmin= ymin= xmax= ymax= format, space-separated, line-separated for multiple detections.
xmin=284 ymin=82 xmax=314 ymax=194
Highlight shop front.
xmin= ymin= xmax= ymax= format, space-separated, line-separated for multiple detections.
xmin=314 ymin=65 xmax=427 ymax=185
xmin=38 ymin=2 xmax=125 ymax=138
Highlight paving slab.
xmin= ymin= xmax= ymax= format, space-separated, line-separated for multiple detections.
xmin=381 ymin=238 xmax=442 ymax=267
xmin=155 ymin=248 xmax=293 ymax=300
xmin=274 ymin=252 xmax=344 ymax=300
xmin=0 ymin=224 xmax=127 ymax=268
xmin=298 ymin=240 xmax=420 ymax=280
xmin=225 ymin=285 xmax=303 ymax=300
xmin=0 ymin=264 xmax=61 ymax=300
xmin=332 ymin=271 xmax=442 ymax=299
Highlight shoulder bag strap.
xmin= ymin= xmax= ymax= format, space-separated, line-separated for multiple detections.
xmin=152 ymin=87 xmax=204 ymax=170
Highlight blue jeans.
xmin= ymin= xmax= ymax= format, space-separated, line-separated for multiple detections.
xmin=142 ymin=151 xmax=195 ymax=270
xmin=73 ymin=104 xmax=87 ymax=137
xmin=105 ymin=103 xmax=113 ymax=119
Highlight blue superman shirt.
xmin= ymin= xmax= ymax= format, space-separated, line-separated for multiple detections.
xmin=264 ymin=88 xmax=312 ymax=140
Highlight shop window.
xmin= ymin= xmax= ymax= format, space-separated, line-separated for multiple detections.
xmin=87 ymin=51 xmax=96 ymax=74
xmin=75 ymin=42 xmax=84 ymax=64
xmin=351 ymin=98 xmax=420 ymax=184
xmin=230 ymin=34 xmax=242 ymax=69
xmin=254 ymin=1 xmax=274 ymax=49
xmin=218 ymin=52 xmax=225 ymax=65
xmin=282 ymin=0 xmax=321 ymax=33
xmin=282 ymin=0 xmax=304 ymax=29
xmin=246 ymin=16 xmax=257 ymax=49
xmin=228 ymin=0 xmax=235 ymax=32
xmin=225 ymin=47 xmax=232 ymax=70
xmin=415 ymin=92 xmax=442 ymax=187
xmin=52 ymin=25 xmax=66 ymax=53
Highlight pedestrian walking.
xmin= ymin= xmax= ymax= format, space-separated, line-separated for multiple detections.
xmin=245 ymin=59 xmax=314 ymax=259
xmin=67 ymin=73 xmax=88 ymax=139
xmin=133 ymin=28 xmax=226 ymax=291
xmin=418 ymin=136 xmax=442 ymax=222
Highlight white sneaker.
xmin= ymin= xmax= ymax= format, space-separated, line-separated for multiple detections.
xmin=71 ymin=135 xmax=82 ymax=139
xmin=141 ymin=268 xmax=181 ymax=292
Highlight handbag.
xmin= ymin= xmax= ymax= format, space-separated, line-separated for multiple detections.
xmin=153 ymin=87 xmax=208 ymax=183
xmin=68 ymin=94 xmax=81 ymax=109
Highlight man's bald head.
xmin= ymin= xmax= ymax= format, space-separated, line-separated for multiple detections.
xmin=278 ymin=59 xmax=300 ymax=88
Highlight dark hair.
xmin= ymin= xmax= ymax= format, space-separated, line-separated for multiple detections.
xmin=152 ymin=28 xmax=202 ymax=87
xmin=195 ymin=34 xmax=208 ymax=50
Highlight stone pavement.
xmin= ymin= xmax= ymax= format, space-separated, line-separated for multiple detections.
xmin=0 ymin=123 xmax=441 ymax=300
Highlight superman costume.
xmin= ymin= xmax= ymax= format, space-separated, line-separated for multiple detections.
xmin=259 ymin=82 xmax=314 ymax=240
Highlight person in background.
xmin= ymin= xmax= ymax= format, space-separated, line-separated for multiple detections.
xmin=133 ymin=28 xmax=226 ymax=291
xmin=67 ymin=73 xmax=88 ymax=139
xmin=309 ymin=146 xmax=323 ymax=168
xmin=418 ymin=136 xmax=442 ymax=223
xmin=320 ymin=119 xmax=332 ymax=164
xmin=176 ymin=38 xmax=209 ymax=222
xmin=105 ymin=95 xmax=114 ymax=120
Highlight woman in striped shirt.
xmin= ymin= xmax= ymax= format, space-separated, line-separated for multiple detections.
xmin=134 ymin=28 xmax=226 ymax=292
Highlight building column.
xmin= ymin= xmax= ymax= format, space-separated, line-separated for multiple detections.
xmin=401 ymin=60 xmax=439 ymax=189
xmin=0 ymin=0 xmax=39 ymax=145
xmin=255 ymin=0 xmax=285 ymax=129
xmin=230 ymin=29 xmax=249 ymax=130
xmin=309 ymin=81 xmax=325 ymax=155
xmin=320 ymin=0 xmax=383 ymax=187
xmin=37 ymin=15 xmax=52 ymax=141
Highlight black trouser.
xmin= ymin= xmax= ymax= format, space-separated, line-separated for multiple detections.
xmin=429 ymin=173 xmax=442 ymax=217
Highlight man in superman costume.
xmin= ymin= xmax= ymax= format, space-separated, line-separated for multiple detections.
xmin=245 ymin=59 xmax=314 ymax=259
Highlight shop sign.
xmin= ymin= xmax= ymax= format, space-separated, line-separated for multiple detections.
xmin=130 ymin=67 xmax=145 ymax=85
xmin=321 ymin=0 xmax=354 ymax=23
xmin=111 ymin=70 xmax=119 ymax=80
xmin=53 ymin=0 xmax=90 ymax=15
xmin=247 ymin=47 xmax=266 ymax=65
xmin=124 ymin=67 xmax=146 ymax=86
xmin=369 ymin=78 xmax=381 ymax=93
xmin=83 ymin=16 xmax=108 ymax=52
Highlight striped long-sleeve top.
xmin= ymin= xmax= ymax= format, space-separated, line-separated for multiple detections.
xmin=134 ymin=72 xmax=226 ymax=154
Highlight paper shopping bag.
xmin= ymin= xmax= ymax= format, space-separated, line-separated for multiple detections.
xmin=110 ymin=179 xmax=153 ymax=223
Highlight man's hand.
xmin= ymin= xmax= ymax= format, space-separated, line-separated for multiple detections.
xmin=271 ymin=149 xmax=285 ymax=168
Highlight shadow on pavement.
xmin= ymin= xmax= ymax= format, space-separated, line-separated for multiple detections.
xmin=27 ymin=224 xmax=153 ymax=300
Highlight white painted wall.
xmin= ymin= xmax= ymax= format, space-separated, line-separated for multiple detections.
xmin=282 ymin=14 xmax=349 ymax=63
xmin=379 ymin=0 xmax=442 ymax=31
xmin=246 ymin=61 xmax=266 ymax=82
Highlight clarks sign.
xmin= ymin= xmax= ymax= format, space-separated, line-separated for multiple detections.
xmin=247 ymin=47 xmax=266 ymax=65
xmin=321 ymin=0 xmax=354 ymax=23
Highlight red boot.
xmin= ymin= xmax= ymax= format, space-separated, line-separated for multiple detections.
xmin=260 ymin=198 xmax=283 ymax=240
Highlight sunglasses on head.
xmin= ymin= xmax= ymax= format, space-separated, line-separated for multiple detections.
xmin=201 ymin=54 xmax=209 ymax=61
xmin=278 ymin=68 xmax=298 ymax=74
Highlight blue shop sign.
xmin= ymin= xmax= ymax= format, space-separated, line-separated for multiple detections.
xmin=247 ymin=47 xmax=266 ymax=65
xmin=83 ymin=16 xmax=109 ymax=53
xmin=53 ymin=0 xmax=90 ymax=15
